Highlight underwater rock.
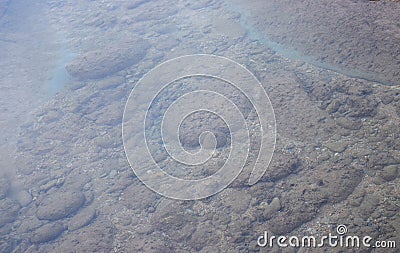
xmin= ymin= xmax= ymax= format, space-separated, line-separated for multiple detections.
xmin=150 ymin=199 xmax=190 ymax=233
xmin=395 ymin=101 xmax=400 ymax=117
xmin=31 ymin=222 xmax=65 ymax=244
xmin=56 ymin=220 xmax=115 ymax=252
xmin=0 ymin=177 xmax=10 ymax=199
xmin=325 ymin=140 xmax=350 ymax=153
xmin=177 ymin=111 xmax=230 ymax=149
xmin=191 ymin=222 xmax=220 ymax=251
xmin=265 ymin=163 xmax=363 ymax=234
xmin=263 ymin=153 xmax=300 ymax=181
xmin=38 ymin=177 xmax=64 ymax=193
xmin=231 ymin=0 xmax=400 ymax=85
xmin=120 ymin=183 xmax=157 ymax=212
xmin=66 ymin=39 xmax=150 ymax=80
xmin=260 ymin=197 xmax=281 ymax=220
xmin=94 ymin=102 xmax=123 ymax=126
xmin=339 ymin=95 xmax=378 ymax=118
xmin=36 ymin=190 xmax=85 ymax=221
xmin=326 ymin=99 xmax=341 ymax=114
xmin=13 ymin=189 xmax=32 ymax=207
xmin=39 ymin=109 xmax=63 ymax=124
xmin=379 ymin=165 xmax=399 ymax=182
xmin=359 ymin=193 xmax=381 ymax=219
xmin=335 ymin=117 xmax=363 ymax=130
xmin=199 ymin=245 xmax=222 ymax=253
xmin=95 ymin=75 xmax=125 ymax=90
xmin=379 ymin=89 xmax=398 ymax=105
xmin=220 ymin=188 xmax=251 ymax=214
xmin=212 ymin=17 xmax=247 ymax=40
xmin=0 ymin=198 xmax=20 ymax=227
xmin=153 ymin=36 xmax=180 ymax=51
xmin=67 ymin=206 xmax=97 ymax=231
xmin=133 ymin=2 xmax=178 ymax=21
xmin=186 ymin=0 xmax=213 ymax=10
xmin=124 ymin=0 xmax=147 ymax=9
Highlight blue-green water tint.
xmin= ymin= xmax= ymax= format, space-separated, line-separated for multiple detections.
xmin=2 ymin=0 xmax=76 ymax=98
xmin=46 ymin=47 xmax=76 ymax=97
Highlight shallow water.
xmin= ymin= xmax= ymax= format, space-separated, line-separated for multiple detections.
xmin=46 ymin=48 xmax=75 ymax=97
xmin=0 ymin=0 xmax=399 ymax=252
xmin=227 ymin=0 xmax=400 ymax=86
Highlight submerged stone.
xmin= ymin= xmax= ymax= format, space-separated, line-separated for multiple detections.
xmin=0 ymin=177 xmax=10 ymax=199
xmin=31 ymin=222 xmax=65 ymax=244
xmin=66 ymin=39 xmax=150 ymax=80
xmin=0 ymin=198 xmax=20 ymax=227
xmin=325 ymin=140 xmax=350 ymax=153
xmin=36 ymin=190 xmax=85 ymax=221
xmin=380 ymin=165 xmax=399 ymax=182
xmin=67 ymin=206 xmax=97 ymax=231
xmin=261 ymin=197 xmax=281 ymax=220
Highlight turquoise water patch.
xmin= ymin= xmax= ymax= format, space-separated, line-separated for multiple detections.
xmin=46 ymin=47 xmax=76 ymax=97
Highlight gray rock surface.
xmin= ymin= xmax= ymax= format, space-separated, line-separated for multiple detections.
xmin=31 ymin=222 xmax=65 ymax=244
xmin=228 ymin=0 xmax=400 ymax=85
xmin=0 ymin=198 xmax=19 ymax=227
xmin=12 ymin=189 xmax=32 ymax=207
xmin=67 ymin=206 xmax=97 ymax=231
xmin=0 ymin=177 xmax=10 ymax=199
xmin=380 ymin=165 xmax=399 ymax=181
xmin=66 ymin=39 xmax=150 ymax=80
xmin=55 ymin=221 xmax=115 ymax=252
xmin=3 ymin=0 xmax=400 ymax=251
xmin=262 ymin=197 xmax=281 ymax=220
xmin=36 ymin=190 xmax=85 ymax=221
